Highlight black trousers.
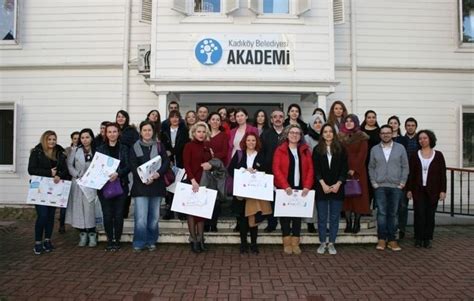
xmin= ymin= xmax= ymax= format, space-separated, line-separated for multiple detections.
xmin=413 ymin=188 xmax=438 ymax=241
xmin=280 ymin=217 xmax=302 ymax=237
xmin=99 ymin=193 xmax=126 ymax=242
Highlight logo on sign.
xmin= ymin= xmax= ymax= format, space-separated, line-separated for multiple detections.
xmin=195 ymin=38 xmax=222 ymax=65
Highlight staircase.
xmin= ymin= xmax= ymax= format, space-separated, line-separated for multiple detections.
xmin=98 ymin=217 xmax=378 ymax=244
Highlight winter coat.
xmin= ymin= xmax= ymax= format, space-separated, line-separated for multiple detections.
xmin=272 ymin=141 xmax=314 ymax=190
xmin=28 ymin=143 xmax=69 ymax=180
xmin=161 ymin=123 xmax=190 ymax=168
xmin=96 ymin=143 xmax=131 ymax=193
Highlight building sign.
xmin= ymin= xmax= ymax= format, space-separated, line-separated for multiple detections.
xmin=192 ymin=34 xmax=295 ymax=69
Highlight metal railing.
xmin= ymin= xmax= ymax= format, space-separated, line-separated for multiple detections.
xmin=438 ymin=167 xmax=473 ymax=216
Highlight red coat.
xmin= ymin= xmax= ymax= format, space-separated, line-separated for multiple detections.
xmin=272 ymin=141 xmax=314 ymax=190
xmin=209 ymin=131 xmax=229 ymax=166
xmin=407 ymin=150 xmax=447 ymax=204
xmin=183 ymin=139 xmax=212 ymax=183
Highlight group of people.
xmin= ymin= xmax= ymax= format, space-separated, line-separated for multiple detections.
xmin=28 ymin=100 xmax=447 ymax=256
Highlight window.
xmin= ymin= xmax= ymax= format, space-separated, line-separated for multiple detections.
xmin=460 ymin=0 xmax=474 ymax=44
xmin=195 ymin=0 xmax=221 ymax=13
xmin=263 ymin=0 xmax=289 ymax=14
xmin=462 ymin=107 xmax=474 ymax=167
xmin=0 ymin=102 xmax=17 ymax=172
xmin=0 ymin=0 xmax=18 ymax=43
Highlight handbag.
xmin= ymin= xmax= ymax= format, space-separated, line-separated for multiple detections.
xmin=102 ymin=179 xmax=124 ymax=199
xmin=156 ymin=142 xmax=175 ymax=187
xmin=345 ymin=178 xmax=362 ymax=198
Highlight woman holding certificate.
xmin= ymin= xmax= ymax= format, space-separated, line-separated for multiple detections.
xmin=182 ymin=122 xmax=213 ymax=253
xmin=273 ymin=124 xmax=314 ymax=255
xmin=28 ymin=130 xmax=69 ymax=255
xmin=97 ymin=123 xmax=131 ymax=251
xmin=228 ymin=133 xmax=272 ymax=254
xmin=130 ymin=120 xmax=170 ymax=252
xmin=313 ymin=124 xmax=348 ymax=255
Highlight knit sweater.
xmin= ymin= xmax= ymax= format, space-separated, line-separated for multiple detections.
xmin=368 ymin=142 xmax=409 ymax=188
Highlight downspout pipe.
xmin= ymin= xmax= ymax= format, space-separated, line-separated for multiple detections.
xmin=350 ymin=0 xmax=357 ymax=113
xmin=122 ymin=0 xmax=132 ymax=110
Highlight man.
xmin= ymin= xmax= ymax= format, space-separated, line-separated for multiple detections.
xmin=168 ymin=101 xmax=179 ymax=113
xmin=368 ymin=124 xmax=409 ymax=251
xmin=260 ymin=109 xmax=285 ymax=232
xmin=398 ymin=117 xmax=419 ymax=239
xmin=197 ymin=105 xmax=209 ymax=122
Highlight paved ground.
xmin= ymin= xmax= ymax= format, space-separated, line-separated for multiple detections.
xmin=1 ymin=220 xmax=473 ymax=301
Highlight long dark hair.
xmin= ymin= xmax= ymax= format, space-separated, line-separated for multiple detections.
xmin=104 ymin=122 xmax=121 ymax=145
xmin=360 ymin=110 xmax=380 ymax=129
xmin=146 ymin=109 xmax=161 ymax=134
xmin=327 ymin=100 xmax=348 ymax=127
xmin=207 ymin=112 xmax=225 ymax=132
xmin=253 ymin=109 xmax=270 ymax=130
xmin=316 ymin=124 xmax=343 ymax=155
xmin=77 ymin=128 xmax=96 ymax=153
xmin=387 ymin=115 xmax=402 ymax=136
xmin=116 ymin=110 xmax=130 ymax=129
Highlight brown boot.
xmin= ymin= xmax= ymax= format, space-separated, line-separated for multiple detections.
xmin=291 ymin=236 xmax=302 ymax=255
xmin=282 ymin=236 xmax=292 ymax=254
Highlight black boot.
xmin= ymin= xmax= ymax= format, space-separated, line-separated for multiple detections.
xmin=250 ymin=227 xmax=259 ymax=254
xmin=307 ymin=223 xmax=316 ymax=233
xmin=191 ymin=241 xmax=201 ymax=253
xmin=352 ymin=214 xmax=361 ymax=234
xmin=199 ymin=236 xmax=208 ymax=252
xmin=344 ymin=212 xmax=353 ymax=233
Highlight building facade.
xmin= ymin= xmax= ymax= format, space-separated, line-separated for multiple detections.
xmin=0 ymin=0 xmax=473 ymax=205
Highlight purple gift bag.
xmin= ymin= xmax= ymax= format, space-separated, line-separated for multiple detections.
xmin=102 ymin=179 xmax=123 ymax=199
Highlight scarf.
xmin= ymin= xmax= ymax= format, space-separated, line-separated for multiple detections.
xmin=133 ymin=139 xmax=159 ymax=158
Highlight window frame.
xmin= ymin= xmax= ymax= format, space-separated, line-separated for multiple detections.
xmin=0 ymin=0 xmax=19 ymax=47
xmin=0 ymin=102 xmax=18 ymax=173
xmin=461 ymin=105 xmax=474 ymax=168
xmin=260 ymin=0 xmax=291 ymax=15
xmin=458 ymin=0 xmax=474 ymax=48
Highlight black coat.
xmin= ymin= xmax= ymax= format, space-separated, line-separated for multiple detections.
xmin=120 ymin=126 xmax=139 ymax=148
xmin=28 ymin=144 xmax=69 ymax=180
xmin=283 ymin=118 xmax=308 ymax=135
xmin=160 ymin=123 xmax=189 ymax=168
xmin=260 ymin=127 xmax=284 ymax=174
xmin=312 ymin=148 xmax=348 ymax=201
xmin=228 ymin=151 xmax=265 ymax=177
xmin=96 ymin=142 xmax=131 ymax=192
xmin=130 ymin=142 xmax=170 ymax=197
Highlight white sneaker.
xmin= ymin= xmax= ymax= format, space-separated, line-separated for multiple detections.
xmin=328 ymin=243 xmax=337 ymax=255
xmin=317 ymin=243 xmax=327 ymax=254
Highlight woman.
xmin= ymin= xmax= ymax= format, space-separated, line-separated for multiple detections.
xmin=327 ymin=101 xmax=348 ymax=132
xmin=407 ymin=130 xmax=446 ymax=249
xmin=339 ymin=114 xmax=370 ymax=233
xmin=145 ymin=109 xmax=161 ymax=135
xmin=273 ymin=124 xmax=314 ymax=255
xmin=361 ymin=110 xmax=381 ymax=151
xmin=387 ymin=115 xmax=408 ymax=149
xmin=182 ymin=122 xmax=213 ymax=253
xmin=65 ymin=131 xmax=80 ymax=157
xmin=217 ymin=106 xmax=231 ymax=136
xmin=185 ymin=110 xmax=197 ymax=129
xmin=97 ymin=123 xmax=130 ymax=251
xmin=28 ymin=130 xmax=69 ymax=255
xmin=130 ymin=121 xmax=170 ymax=251
xmin=303 ymin=113 xmax=325 ymax=233
xmin=312 ymin=108 xmax=327 ymax=122
xmin=283 ymin=104 xmax=307 ymax=135
xmin=314 ymin=124 xmax=348 ymax=255
xmin=205 ymin=112 xmax=229 ymax=232
xmin=66 ymin=128 xmax=97 ymax=247
xmin=116 ymin=110 xmax=139 ymax=148
xmin=253 ymin=109 xmax=270 ymax=136
xmin=228 ymin=133 xmax=271 ymax=254
xmin=227 ymin=108 xmax=259 ymax=165
xmin=227 ymin=108 xmax=237 ymax=129
xmin=94 ymin=121 xmax=109 ymax=148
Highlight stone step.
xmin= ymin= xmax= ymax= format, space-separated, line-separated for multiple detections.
xmin=98 ymin=227 xmax=378 ymax=244
xmin=122 ymin=217 xmax=376 ymax=230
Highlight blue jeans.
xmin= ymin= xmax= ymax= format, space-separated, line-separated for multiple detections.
xmin=133 ymin=196 xmax=162 ymax=249
xmin=35 ymin=205 xmax=56 ymax=241
xmin=317 ymin=199 xmax=343 ymax=243
xmin=374 ymin=187 xmax=402 ymax=241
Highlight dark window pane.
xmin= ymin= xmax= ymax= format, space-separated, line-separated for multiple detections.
xmin=462 ymin=0 xmax=474 ymax=43
xmin=463 ymin=112 xmax=474 ymax=167
xmin=0 ymin=109 xmax=14 ymax=165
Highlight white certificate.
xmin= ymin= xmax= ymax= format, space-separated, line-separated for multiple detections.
xmin=233 ymin=168 xmax=274 ymax=201
xmin=137 ymin=155 xmax=162 ymax=183
xmin=26 ymin=176 xmax=72 ymax=208
xmin=77 ymin=152 xmax=120 ymax=190
xmin=166 ymin=167 xmax=186 ymax=193
xmin=171 ymin=182 xmax=217 ymax=219
xmin=274 ymin=189 xmax=315 ymax=218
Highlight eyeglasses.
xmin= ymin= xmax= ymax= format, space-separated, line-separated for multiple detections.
xmin=289 ymin=131 xmax=301 ymax=135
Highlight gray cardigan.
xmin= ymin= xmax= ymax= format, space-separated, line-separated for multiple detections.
xmin=368 ymin=142 xmax=409 ymax=188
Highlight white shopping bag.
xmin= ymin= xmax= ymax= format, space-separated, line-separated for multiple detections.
xmin=274 ymin=189 xmax=315 ymax=218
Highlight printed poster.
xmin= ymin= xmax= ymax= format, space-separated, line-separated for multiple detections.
xmin=26 ymin=176 xmax=72 ymax=208
xmin=274 ymin=189 xmax=315 ymax=218
xmin=166 ymin=167 xmax=186 ymax=194
xmin=233 ymin=168 xmax=274 ymax=201
xmin=171 ymin=182 xmax=217 ymax=219
xmin=77 ymin=152 xmax=120 ymax=190
xmin=137 ymin=155 xmax=162 ymax=183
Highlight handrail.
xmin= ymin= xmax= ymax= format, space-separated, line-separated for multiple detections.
xmin=444 ymin=167 xmax=473 ymax=216
xmin=447 ymin=167 xmax=474 ymax=172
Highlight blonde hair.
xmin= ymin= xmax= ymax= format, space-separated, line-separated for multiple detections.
xmin=189 ymin=121 xmax=211 ymax=141
xmin=40 ymin=130 xmax=57 ymax=160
